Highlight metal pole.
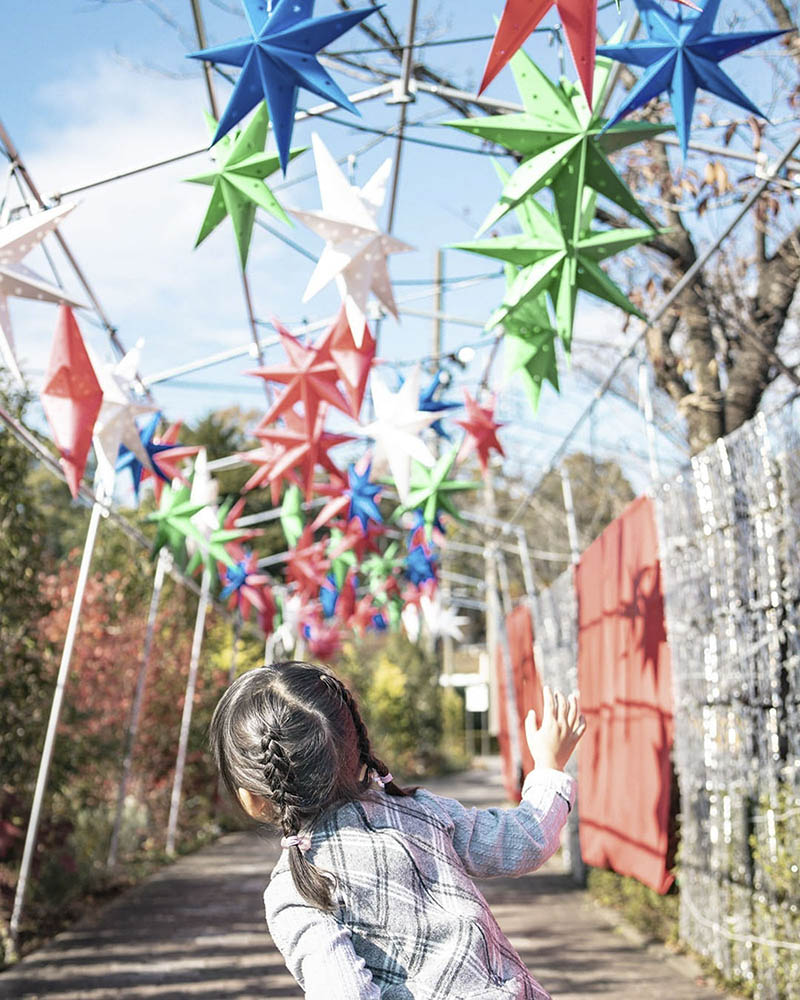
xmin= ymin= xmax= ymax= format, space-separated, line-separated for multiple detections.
xmin=560 ymin=468 xmax=581 ymax=565
xmin=108 ymin=549 xmax=169 ymax=868
xmin=638 ymin=353 xmax=661 ymax=483
xmin=9 ymin=497 xmax=105 ymax=946
xmin=385 ymin=0 xmax=419 ymax=235
xmin=166 ymin=567 xmax=212 ymax=856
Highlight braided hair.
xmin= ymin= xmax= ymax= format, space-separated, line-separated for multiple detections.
xmin=209 ymin=661 xmax=413 ymax=911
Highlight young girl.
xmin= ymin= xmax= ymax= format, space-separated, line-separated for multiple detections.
xmin=209 ymin=661 xmax=585 ymax=999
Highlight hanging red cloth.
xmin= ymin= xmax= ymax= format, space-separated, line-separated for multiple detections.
xmin=494 ymin=604 xmax=544 ymax=802
xmin=575 ymin=495 xmax=675 ymax=894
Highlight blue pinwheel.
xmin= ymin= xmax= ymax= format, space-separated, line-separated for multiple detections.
xmin=116 ymin=412 xmax=173 ymax=498
xmin=598 ymin=0 xmax=787 ymax=155
xmin=188 ymin=0 xmax=377 ymax=172
xmin=418 ymin=371 xmax=462 ymax=440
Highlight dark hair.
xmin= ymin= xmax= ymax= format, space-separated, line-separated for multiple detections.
xmin=209 ymin=661 xmax=413 ymax=911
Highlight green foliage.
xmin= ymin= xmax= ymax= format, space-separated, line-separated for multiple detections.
xmin=586 ymin=867 xmax=680 ymax=945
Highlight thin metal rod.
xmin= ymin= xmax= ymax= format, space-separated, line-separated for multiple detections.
xmin=385 ymin=0 xmax=419 ymax=236
xmin=504 ymin=130 xmax=800 ymax=530
xmin=638 ymin=356 xmax=661 ymax=483
xmin=189 ymin=0 xmax=220 ymax=118
xmin=108 ymin=549 xmax=169 ymax=868
xmin=166 ymin=566 xmax=212 ymax=856
xmin=560 ymin=469 xmax=581 ymax=565
xmin=9 ymin=499 xmax=104 ymax=946
xmin=228 ymin=610 xmax=242 ymax=685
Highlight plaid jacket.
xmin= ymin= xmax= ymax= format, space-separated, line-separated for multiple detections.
xmin=264 ymin=768 xmax=575 ymax=999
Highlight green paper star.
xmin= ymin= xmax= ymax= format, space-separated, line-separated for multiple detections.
xmin=147 ymin=483 xmax=206 ymax=568
xmin=445 ymin=32 xmax=666 ymax=236
xmin=185 ymin=102 xmax=305 ymax=267
xmin=396 ymin=447 xmax=479 ymax=538
xmin=280 ymin=485 xmax=305 ymax=548
xmin=502 ymin=270 xmax=561 ymax=413
xmin=185 ymin=500 xmax=245 ymax=577
xmin=454 ymin=181 xmax=656 ymax=350
xmin=361 ymin=542 xmax=402 ymax=593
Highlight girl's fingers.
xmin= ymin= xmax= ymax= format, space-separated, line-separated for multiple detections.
xmin=542 ymin=685 xmax=555 ymax=721
xmin=554 ymin=689 xmax=567 ymax=726
xmin=566 ymin=692 xmax=578 ymax=729
xmin=576 ymin=714 xmax=587 ymax=737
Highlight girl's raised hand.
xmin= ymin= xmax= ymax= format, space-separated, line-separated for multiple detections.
xmin=524 ymin=686 xmax=586 ymax=772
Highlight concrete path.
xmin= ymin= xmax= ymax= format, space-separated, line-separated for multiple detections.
xmin=0 ymin=759 xmax=732 ymax=999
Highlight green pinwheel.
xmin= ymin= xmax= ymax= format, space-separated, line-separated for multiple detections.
xmin=148 ymin=483 xmax=207 ymax=569
xmin=502 ymin=267 xmax=561 ymax=413
xmin=185 ymin=102 xmax=305 ymax=267
xmin=395 ymin=447 xmax=479 ymax=538
xmin=280 ymin=484 xmax=305 ymax=548
xmin=445 ymin=32 xmax=666 ymax=237
xmin=454 ymin=183 xmax=657 ymax=350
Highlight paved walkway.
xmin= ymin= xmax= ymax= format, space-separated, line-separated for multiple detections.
xmin=0 ymin=760 xmax=732 ymax=999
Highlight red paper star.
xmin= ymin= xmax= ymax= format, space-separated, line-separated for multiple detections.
xmin=139 ymin=420 xmax=200 ymax=502
xmin=40 ymin=306 xmax=103 ymax=499
xmin=247 ymin=319 xmax=350 ymax=437
xmin=348 ymin=593 xmax=380 ymax=637
xmin=313 ymin=305 xmax=376 ymax=419
xmin=455 ymin=390 xmax=505 ymax=476
xmin=287 ymin=526 xmax=330 ymax=601
xmin=306 ymin=619 xmax=342 ymax=660
xmin=336 ymin=571 xmax=357 ymax=621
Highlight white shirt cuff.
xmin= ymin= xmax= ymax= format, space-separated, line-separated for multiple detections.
xmin=521 ymin=766 xmax=576 ymax=812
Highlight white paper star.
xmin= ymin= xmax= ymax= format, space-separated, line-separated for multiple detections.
xmin=420 ymin=592 xmax=468 ymax=642
xmin=188 ymin=447 xmax=221 ymax=549
xmin=0 ymin=202 xmax=85 ymax=382
xmin=273 ymin=592 xmax=303 ymax=655
xmin=360 ymin=368 xmax=438 ymax=503
xmin=90 ymin=340 xmax=155 ymax=494
xmin=401 ymin=603 xmax=421 ymax=644
xmin=291 ymin=133 xmax=414 ymax=346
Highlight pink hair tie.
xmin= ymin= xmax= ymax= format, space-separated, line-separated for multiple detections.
xmin=372 ymin=770 xmax=393 ymax=786
xmin=280 ymin=834 xmax=312 ymax=852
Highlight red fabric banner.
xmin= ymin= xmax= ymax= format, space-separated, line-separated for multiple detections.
xmin=575 ymin=495 xmax=675 ymax=894
xmin=494 ymin=604 xmax=544 ymax=802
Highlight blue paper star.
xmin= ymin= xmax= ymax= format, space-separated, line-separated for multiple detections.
xmin=371 ymin=612 xmax=387 ymax=631
xmin=406 ymin=508 xmax=445 ymax=546
xmin=347 ymin=462 xmax=383 ymax=532
xmin=598 ymin=0 xmax=786 ymax=155
xmin=221 ymin=558 xmax=250 ymax=599
xmin=115 ymin=412 xmax=173 ymax=498
xmin=418 ymin=371 xmax=462 ymax=440
xmin=320 ymin=574 xmax=339 ymax=618
xmin=405 ymin=545 xmax=438 ymax=585
xmin=188 ymin=0 xmax=378 ymax=172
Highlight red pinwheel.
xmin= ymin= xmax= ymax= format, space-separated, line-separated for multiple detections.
xmin=455 ymin=390 xmax=505 ymax=476
xmin=247 ymin=319 xmax=351 ymax=437
xmin=40 ymin=306 xmax=103 ymax=499
xmin=480 ymin=0 xmax=698 ymax=104
xmin=139 ymin=420 xmax=200 ymax=502
xmin=313 ymin=305 xmax=376 ymax=419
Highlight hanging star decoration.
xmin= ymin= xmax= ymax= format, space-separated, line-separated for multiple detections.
xmin=287 ymin=526 xmax=330 ymax=600
xmin=116 ymin=412 xmax=177 ymax=499
xmin=420 ymin=592 xmax=469 ymax=642
xmin=186 ymin=498 xmax=248 ymax=576
xmin=248 ymin=404 xmax=354 ymax=501
xmin=502 ymin=274 xmax=561 ymax=412
xmin=219 ymin=550 xmax=272 ymax=622
xmin=405 ymin=508 xmax=445 ymax=549
xmin=404 ymin=544 xmax=439 ymax=586
xmin=313 ymin=305 xmax=376 ymax=418
xmin=455 ymin=390 xmax=505 ymax=475
xmin=453 ymin=183 xmax=656 ymax=350
xmin=247 ymin=318 xmax=351 ymax=437
xmin=187 ymin=0 xmax=377 ymax=172
xmin=418 ymin=370 xmax=462 ymax=440
xmin=447 ymin=41 xmax=666 ymax=236
xmin=137 ymin=421 xmax=199 ymax=502
xmin=185 ymin=103 xmax=305 ymax=267
xmin=478 ymin=0 xmax=697 ymax=103
xmin=0 ymin=202 xmax=84 ymax=383
xmin=148 ymin=483 xmax=207 ymax=569
xmin=40 ymin=305 xmax=103 ymax=499
xmin=312 ymin=456 xmax=383 ymax=532
xmin=280 ymin=484 xmax=305 ymax=547
xmin=598 ymin=0 xmax=786 ymax=156
xmin=327 ymin=527 xmax=359 ymax=588
xmin=360 ymin=368 xmax=439 ymax=503
xmin=395 ymin=446 xmax=480 ymax=540
xmin=89 ymin=340 xmax=156 ymax=495
xmin=292 ymin=133 xmax=414 ymax=346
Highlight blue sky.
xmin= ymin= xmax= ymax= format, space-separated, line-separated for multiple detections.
xmin=1 ymin=0 xmax=793 ymax=498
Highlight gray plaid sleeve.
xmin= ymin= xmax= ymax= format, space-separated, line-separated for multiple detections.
xmin=264 ymin=875 xmax=381 ymax=999
xmin=418 ymin=767 xmax=575 ymax=878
